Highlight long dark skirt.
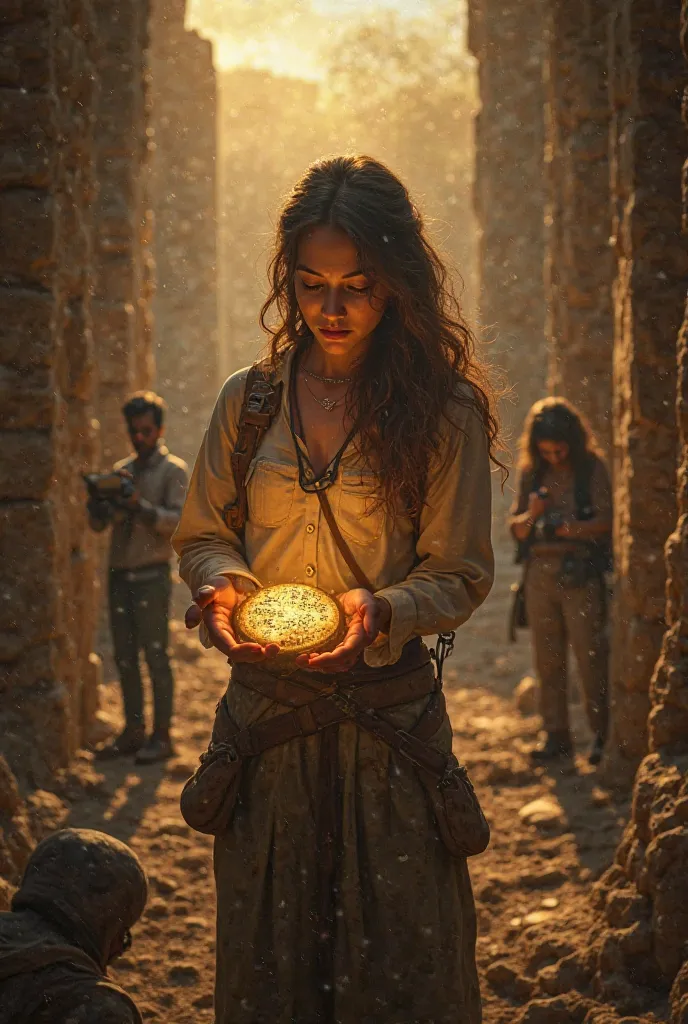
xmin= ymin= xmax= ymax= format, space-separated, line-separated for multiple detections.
xmin=213 ymin=662 xmax=481 ymax=1024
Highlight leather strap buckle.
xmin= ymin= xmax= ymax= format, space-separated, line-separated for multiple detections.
xmin=246 ymin=383 xmax=277 ymax=417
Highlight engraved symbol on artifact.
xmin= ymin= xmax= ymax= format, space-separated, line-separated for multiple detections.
xmin=232 ymin=583 xmax=346 ymax=658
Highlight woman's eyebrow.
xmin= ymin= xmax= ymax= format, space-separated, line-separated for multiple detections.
xmin=296 ymin=263 xmax=366 ymax=279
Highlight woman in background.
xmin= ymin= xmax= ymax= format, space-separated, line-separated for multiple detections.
xmin=174 ymin=155 xmax=498 ymax=1023
xmin=510 ymin=397 xmax=612 ymax=765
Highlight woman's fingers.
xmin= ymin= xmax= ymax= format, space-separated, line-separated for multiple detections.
xmin=203 ymin=606 xmax=280 ymax=663
xmin=300 ymin=631 xmax=364 ymax=672
xmin=184 ymin=604 xmax=203 ymax=630
xmin=360 ymin=602 xmax=378 ymax=640
xmin=193 ymin=584 xmax=219 ymax=610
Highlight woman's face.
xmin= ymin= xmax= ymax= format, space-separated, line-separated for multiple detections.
xmin=537 ymin=439 xmax=570 ymax=467
xmin=294 ymin=224 xmax=389 ymax=362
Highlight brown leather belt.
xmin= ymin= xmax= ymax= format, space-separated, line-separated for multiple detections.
xmin=229 ymin=659 xmax=444 ymax=763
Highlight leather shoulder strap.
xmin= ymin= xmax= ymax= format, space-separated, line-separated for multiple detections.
xmin=222 ymin=362 xmax=283 ymax=531
xmin=316 ymin=488 xmax=376 ymax=592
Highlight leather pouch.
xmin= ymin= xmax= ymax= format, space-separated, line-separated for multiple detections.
xmin=180 ymin=697 xmax=243 ymax=835
xmin=420 ymin=754 xmax=490 ymax=858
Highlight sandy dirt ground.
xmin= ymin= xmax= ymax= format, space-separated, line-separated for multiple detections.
xmin=47 ymin=537 xmax=652 ymax=1023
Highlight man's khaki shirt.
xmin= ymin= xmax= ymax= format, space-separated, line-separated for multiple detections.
xmin=109 ymin=444 xmax=189 ymax=571
xmin=172 ymin=352 xmax=494 ymax=666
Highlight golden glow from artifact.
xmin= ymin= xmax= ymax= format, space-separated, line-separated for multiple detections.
xmin=233 ymin=583 xmax=345 ymax=658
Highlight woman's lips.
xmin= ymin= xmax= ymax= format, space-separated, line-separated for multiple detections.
xmin=318 ymin=327 xmax=351 ymax=339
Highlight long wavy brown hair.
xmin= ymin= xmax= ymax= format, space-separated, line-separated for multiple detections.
xmin=518 ymin=397 xmax=605 ymax=477
xmin=259 ymin=155 xmax=501 ymax=517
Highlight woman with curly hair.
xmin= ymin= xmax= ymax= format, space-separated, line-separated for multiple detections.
xmin=173 ymin=155 xmax=498 ymax=1023
xmin=509 ymin=397 xmax=612 ymax=766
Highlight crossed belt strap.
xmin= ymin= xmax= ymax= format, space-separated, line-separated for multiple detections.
xmin=209 ymin=668 xmax=449 ymax=780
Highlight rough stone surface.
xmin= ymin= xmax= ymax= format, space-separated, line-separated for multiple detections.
xmin=467 ymin=0 xmax=548 ymax=445
xmin=149 ymin=0 xmax=219 ymax=469
xmin=0 ymin=0 xmax=154 ymax=800
xmin=92 ymin=0 xmax=154 ymax=467
xmin=0 ymin=0 xmax=101 ymax=784
xmin=605 ymin=0 xmax=686 ymax=786
xmin=544 ymin=1 xmax=615 ymax=452
xmin=592 ymin=4 xmax=688 ymax=1015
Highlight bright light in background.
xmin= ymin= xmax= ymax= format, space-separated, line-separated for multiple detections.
xmin=187 ymin=0 xmax=442 ymax=74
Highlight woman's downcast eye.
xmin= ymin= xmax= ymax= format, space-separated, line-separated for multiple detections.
xmin=298 ymin=278 xmax=372 ymax=294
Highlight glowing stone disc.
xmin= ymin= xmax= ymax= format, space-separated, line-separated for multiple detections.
xmin=233 ymin=583 xmax=345 ymax=659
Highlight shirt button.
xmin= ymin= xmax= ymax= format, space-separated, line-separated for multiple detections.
xmin=306 ymin=523 xmax=315 ymax=535
xmin=305 ymin=565 xmax=316 ymax=578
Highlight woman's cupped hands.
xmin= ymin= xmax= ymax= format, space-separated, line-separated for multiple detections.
xmin=184 ymin=578 xmax=391 ymax=672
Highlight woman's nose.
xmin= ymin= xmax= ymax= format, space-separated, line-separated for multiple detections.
xmin=321 ymin=288 xmax=345 ymax=319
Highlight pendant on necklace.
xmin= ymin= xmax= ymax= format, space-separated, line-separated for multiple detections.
xmin=320 ymin=397 xmax=337 ymax=412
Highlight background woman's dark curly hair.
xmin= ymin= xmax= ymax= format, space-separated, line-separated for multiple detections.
xmin=259 ymin=154 xmax=501 ymax=518
xmin=518 ymin=396 xmax=604 ymax=476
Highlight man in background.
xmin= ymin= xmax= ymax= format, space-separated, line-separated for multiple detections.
xmin=88 ymin=392 xmax=189 ymax=764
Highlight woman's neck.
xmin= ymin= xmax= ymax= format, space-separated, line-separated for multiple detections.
xmin=302 ymin=340 xmax=367 ymax=379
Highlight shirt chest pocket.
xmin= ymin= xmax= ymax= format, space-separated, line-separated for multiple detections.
xmin=335 ymin=470 xmax=385 ymax=545
xmin=247 ymin=458 xmax=298 ymax=528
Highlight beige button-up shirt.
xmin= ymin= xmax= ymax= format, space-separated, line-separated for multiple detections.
xmin=109 ymin=444 xmax=189 ymax=571
xmin=172 ymin=352 xmax=494 ymax=666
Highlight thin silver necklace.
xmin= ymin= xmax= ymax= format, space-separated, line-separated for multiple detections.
xmin=302 ymin=374 xmax=344 ymax=412
xmin=302 ymin=363 xmax=353 ymax=385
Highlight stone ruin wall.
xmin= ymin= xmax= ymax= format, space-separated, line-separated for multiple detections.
xmin=0 ymin=0 xmax=101 ymax=904
xmin=590 ymin=2 xmax=688 ymax=1015
xmin=604 ymin=0 xmax=684 ymax=787
xmin=92 ymin=1 xmax=154 ymax=468
xmin=544 ymin=0 xmax=615 ymax=453
xmin=467 ymin=0 xmax=548 ymax=467
xmin=149 ymin=0 xmax=219 ymax=472
xmin=0 ymin=0 xmax=101 ymax=785
xmin=0 ymin=0 xmax=153 ymax=901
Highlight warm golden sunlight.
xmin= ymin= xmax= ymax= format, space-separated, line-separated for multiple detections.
xmin=186 ymin=0 xmax=476 ymax=372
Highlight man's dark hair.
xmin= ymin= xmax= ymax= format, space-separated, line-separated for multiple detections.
xmin=122 ymin=390 xmax=167 ymax=428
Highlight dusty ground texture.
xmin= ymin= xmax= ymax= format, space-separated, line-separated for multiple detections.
xmin=32 ymin=540 xmax=668 ymax=1022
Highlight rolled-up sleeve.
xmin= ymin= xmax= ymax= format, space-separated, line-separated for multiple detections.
xmin=365 ymin=401 xmax=494 ymax=666
xmin=172 ymin=369 xmax=261 ymax=595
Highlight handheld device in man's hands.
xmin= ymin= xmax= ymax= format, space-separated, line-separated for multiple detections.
xmin=83 ymin=471 xmax=136 ymax=504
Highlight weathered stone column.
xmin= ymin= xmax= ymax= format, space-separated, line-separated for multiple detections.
xmin=544 ymin=0 xmax=615 ymax=451
xmin=467 ymin=0 xmax=548 ymax=445
xmin=149 ymin=0 xmax=219 ymax=469
xmin=0 ymin=0 xmax=100 ymax=781
xmin=603 ymin=0 xmax=685 ymax=787
xmin=92 ymin=1 xmax=154 ymax=467
xmin=585 ymin=2 xmax=688 ymax=1012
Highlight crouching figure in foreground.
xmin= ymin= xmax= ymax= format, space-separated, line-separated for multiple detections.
xmin=0 ymin=828 xmax=147 ymax=1024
